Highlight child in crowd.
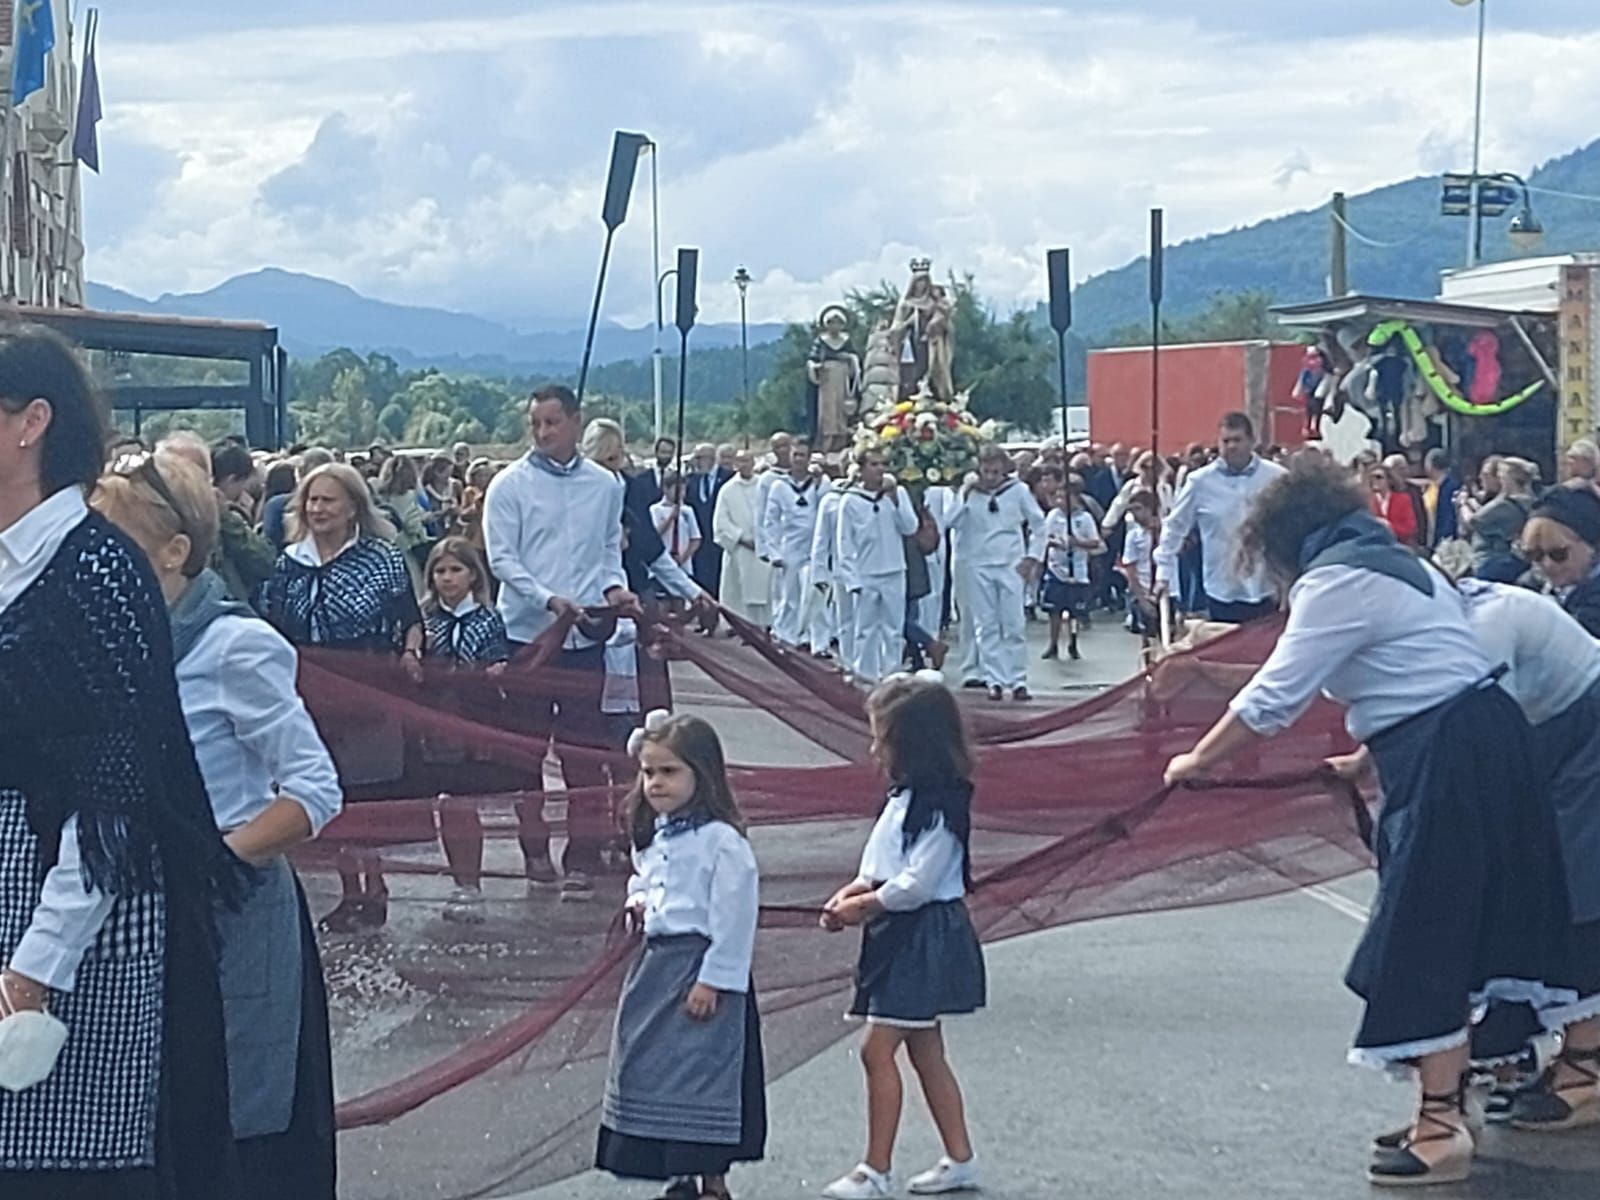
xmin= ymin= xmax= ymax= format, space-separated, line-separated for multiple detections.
xmin=652 ymin=471 xmax=703 ymax=571
xmin=598 ymin=712 xmax=766 ymax=1200
xmin=1119 ymin=489 xmax=1162 ymax=648
xmin=821 ymin=673 xmax=985 ymax=1199
xmin=421 ymin=537 xmax=511 ymax=925
xmin=1040 ymin=476 xmax=1104 ymax=662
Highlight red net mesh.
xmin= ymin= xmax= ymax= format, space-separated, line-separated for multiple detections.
xmin=292 ymin=614 xmax=1371 ymax=1198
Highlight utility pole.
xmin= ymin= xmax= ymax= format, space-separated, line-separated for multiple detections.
xmin=1465 ymin=0 xmax=1488 ymax=267
xmin=1330 ymin=192 xmax=1349 ymax=297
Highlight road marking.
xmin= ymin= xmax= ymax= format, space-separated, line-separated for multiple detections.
xmin=1300 ymin=882 xmax=1371 ymax=924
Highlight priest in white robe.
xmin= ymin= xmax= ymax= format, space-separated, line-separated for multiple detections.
xmin=713 ymin=449 xmax=773 ymax=626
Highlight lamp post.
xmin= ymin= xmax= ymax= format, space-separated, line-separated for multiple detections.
xmin=733 ymin=266 xmax=752 ymax=429
xmin=1458 ymin=0 xmax=1489 ymax=267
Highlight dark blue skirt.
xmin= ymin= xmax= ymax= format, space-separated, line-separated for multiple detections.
xmin=850 ymin=899 xmax=986 ymax=1026
xmin=1349 ymin=682 xmax=1577 ymax=1068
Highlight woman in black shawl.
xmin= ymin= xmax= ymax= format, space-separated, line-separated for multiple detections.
xmin=0 ymin=325 xmax=246 ymax=1199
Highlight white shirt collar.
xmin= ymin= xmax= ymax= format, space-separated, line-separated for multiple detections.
xmin=0 ymin=486 xmax=87 ymax=572
xmin=438 ymin=595 xmax=481 ymax=618
xmin=286 ymin=534 xmax=358 ymax=567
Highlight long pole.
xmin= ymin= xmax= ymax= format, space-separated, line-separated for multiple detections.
xmin=1150 ymin=208 xmax=1164 ymax=458
xmin=575 ymin=227 xmax=615 ymax=404
xmin=650 ymin=145 xmax=664 ymax=438
xmin=676 ymin=328 xmax=690 ymax=477
xmin=738 ymin=288 xmax=749 ymax=410
xmin=1466 ymin=0 xmax=1488 ymax=268
xmin=1056 ymin=330 xmax=1070 ymax=448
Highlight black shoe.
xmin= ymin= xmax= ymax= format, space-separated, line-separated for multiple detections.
xmin=1013 ymin=687 xmax=1032 ymax=702
xmin=1068 ymin=640 xmax=1082 ymax=661
xmin=962 ymin=678 xmax=984 ymax=689
xmin=987 ymin=685 xmax=1003 ymax=701
xmin=1041 ymin=645 xmax=1058 ymax=661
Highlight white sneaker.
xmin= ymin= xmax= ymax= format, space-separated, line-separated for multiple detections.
xmin=821 ymin=1163 xmax=895 ymax=1199
xmin=442 ymin=886 xmax=485 ymax=925
xmin=908 ymin=1155 xmax=979 ymax=1195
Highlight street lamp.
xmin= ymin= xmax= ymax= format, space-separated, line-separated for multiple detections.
xmin=1459 ymin=0 xmax=1489 ymax=267
xmin=733 ymin=267 xmax=752 ymax=423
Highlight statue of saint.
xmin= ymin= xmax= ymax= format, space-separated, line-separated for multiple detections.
xmin=891 ymin=259 xmax=956 ymax=401
xmin=805 ymin=305 xmax=862 ymax=453
xmin=860 ymin=317 xmax=900 ymax=411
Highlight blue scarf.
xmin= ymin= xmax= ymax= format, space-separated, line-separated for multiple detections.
xmin=528 ymin=450 xmax=585 ymax=478
xmin=1299 ymin=510 xmax=1433 ymax=596
xmin=169 ymin=568 xmax=256 ymax=663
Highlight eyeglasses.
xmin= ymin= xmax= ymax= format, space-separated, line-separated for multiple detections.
xmin=108 ymin=451 xmax=190 ymax=537
xmin=1519 ymin=544 xmax=1571 ymax=566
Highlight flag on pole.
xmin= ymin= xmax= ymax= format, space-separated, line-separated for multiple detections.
xmin=72 ymin=8 xmax=101 ymax=172
xmin=11 ymin=0 xmax=56 ymax=105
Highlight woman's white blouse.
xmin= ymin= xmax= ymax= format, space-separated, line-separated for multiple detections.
xmin=856 ymin=788 xmax=967 ymax=913
xmin=1459 ymin=579 xmax=1600 ymax=726
xmin=1229 ymin=565 xmax=1490 ymax=742
xmin=627 ymin=820 xmax=759 ymax=993
xmin=176 ymin=614 xmax=343 ymax=834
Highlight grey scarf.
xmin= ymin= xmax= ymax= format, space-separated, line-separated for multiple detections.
xmin=169 ymin=568 xmax=256 ymax=663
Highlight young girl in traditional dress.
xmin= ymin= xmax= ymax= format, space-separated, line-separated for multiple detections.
xmin=421 ymin=537 xmax=510 ymax=924
xmin=598 ymin=711 xmax=766 ymax=1200
xmin=821 ymin=673 xmax=985 ymax=1199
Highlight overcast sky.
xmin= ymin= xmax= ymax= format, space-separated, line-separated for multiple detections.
xmin=81 ymin=1 xmax=1600 ymax=329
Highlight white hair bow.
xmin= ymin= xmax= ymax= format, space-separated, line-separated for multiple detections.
xmin=882 ymin=668 xmax=948 ymax=689
xmin=626 ymin=708 xmax=672 ymax=758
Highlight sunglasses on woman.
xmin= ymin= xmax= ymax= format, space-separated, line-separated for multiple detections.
xmin=108 ymin=451 xmax=191 ymax=538
xmin=1519 ymin=544 xmax=1571 ymax=566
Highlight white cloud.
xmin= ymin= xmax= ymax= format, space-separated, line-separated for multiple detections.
xmin=81 ymin=4 xmax=1600 ymax=329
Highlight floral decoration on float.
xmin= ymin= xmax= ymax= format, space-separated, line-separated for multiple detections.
xmin=850 ymin=387 xmax=1002 ymax=486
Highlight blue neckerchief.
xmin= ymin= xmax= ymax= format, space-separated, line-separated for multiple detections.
xmin=654 ymin=808 xmax=711 ymax=839
xmin=1222 ymin=456 xmax=1259 ymax=478
xmin=1300 ymin=509 xmax=1433 ymax=595
xmin=528 ymin=450 xmax=584 ymax=478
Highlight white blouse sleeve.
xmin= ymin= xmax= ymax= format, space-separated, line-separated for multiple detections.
xmin=1228 ymin=569 xmax=1370 ymax=736
xmin=8 ymin=817 xmax=116 ymax=992
xmin=221 ymin=622 xmax=343 ymax=834
xmin=876 ymin=820 xmax=963 ymax=913
xmin=698 ymin=830 xmax=759 ymax=993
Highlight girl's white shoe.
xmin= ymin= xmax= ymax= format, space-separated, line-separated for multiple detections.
xmin=908 ymin=1155 xmax=980 ymax=1195
xmin=821 ymin=1163 xmax=895 ymax=1199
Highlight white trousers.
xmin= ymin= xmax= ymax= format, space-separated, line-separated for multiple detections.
xmin=770 ymin=559 xmax=810 ymax=646
xmin=836 ymin=586 xmax=858 ymax=672
xmin=951 ymin=555 xmax=981 ymax=682
xmin=850 ymin=573 xmax=907 ymax=683
xmin=808 ymin=566 xmax=838 ymax=655
xmin=971 ymin=565 xmax=1027 ymax=690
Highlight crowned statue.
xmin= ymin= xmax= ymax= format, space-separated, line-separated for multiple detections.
xmin=806 ymin=304 xmax=862 ymax=454
xmin=891 ymin=258 xmax=955 ymax=402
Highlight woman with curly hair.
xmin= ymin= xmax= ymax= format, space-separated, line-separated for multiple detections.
xmin=1163 ymin=457 xmax=1578 ymax=1188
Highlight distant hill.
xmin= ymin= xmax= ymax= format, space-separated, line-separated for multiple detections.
xmin=84 ymin=268 xmax=786 ymax=375
xmin=1055 ymin=136 xmax=1600 ymax=339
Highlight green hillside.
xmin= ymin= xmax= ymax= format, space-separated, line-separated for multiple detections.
xmin=1059 ymin=136 xmax=1600 ymax=339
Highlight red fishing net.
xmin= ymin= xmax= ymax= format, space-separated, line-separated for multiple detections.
xmin=292 ymin=613 xmax=1370 ymax=1198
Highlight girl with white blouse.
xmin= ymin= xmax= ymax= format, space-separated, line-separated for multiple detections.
xmin=95 ymin=453 xmax=343 ymax=1200
xmin=1164 ymin=458 xmax=1578 ymax=1188
xmin=821 ymin=673 xmax=985 ymax=1200
xmin=597 ymin=711 xmax=765 ymax=1200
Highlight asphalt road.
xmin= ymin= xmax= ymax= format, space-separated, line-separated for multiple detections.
xmin=322 ymin=610 xmax=1600 ymax=1199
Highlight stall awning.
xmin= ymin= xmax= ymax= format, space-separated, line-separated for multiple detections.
xmin=1271 ymin=294 xmax=1546 ymax=332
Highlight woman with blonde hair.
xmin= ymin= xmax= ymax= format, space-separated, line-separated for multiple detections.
xmin=256 ymin=462 xmax=422 ymax=931
xmin=95 ymin=453 xmax=342 ymax=1200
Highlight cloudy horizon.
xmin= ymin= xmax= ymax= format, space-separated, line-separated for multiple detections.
xmin=82 ymin=1 xmax=1600 ymax=331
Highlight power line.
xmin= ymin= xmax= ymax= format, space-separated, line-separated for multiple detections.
xmin=1524 ymin=183 xmax=1600 ymax=205
xmin=1329 ymin=208 xmax=1411 ymax=249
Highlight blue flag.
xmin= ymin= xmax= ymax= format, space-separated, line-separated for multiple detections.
xmin=72 ymin=8 xmax=100 ymax=172
xmin=12 ymin=0 xmax=56 ymax=106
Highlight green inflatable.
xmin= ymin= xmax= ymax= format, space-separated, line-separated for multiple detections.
xmin=1366 ymin=319 xmax=1544 ymax=417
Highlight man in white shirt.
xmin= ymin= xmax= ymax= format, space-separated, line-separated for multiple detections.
xmin=1153 ymin=411 xmax=1286 ymax=624
xmin=755 ymin=430 xmax=794 ymax=624
xmin=712 ymin=450 xmax=772 ymax=627
xmin=484 ymin=384 xmax=639 ymax=892
xmin=761 ymin=439 xmax=830 ymax=652
xmin=836 ymin=449 xmax=920 ymax=682
xmin=949 ymin=444 xmax=1045 ymax=701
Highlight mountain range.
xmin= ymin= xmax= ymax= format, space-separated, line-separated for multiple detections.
xmin=85 ymin=135 xmax=1600 ymax=375
xmin=1060 ymin=136 xmax=1600 ymax=338
xmin=86 ymin=269 xmax=788 ymax=376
